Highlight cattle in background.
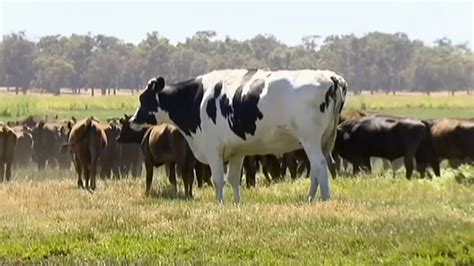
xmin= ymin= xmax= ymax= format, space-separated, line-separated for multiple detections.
xmin=242 ymin=156 xmax=259 ymax=187
xmin=0 ymin=124 xmax=17 ymax=182
xmin=56 ymin=121 xmax=73 ymax=169
xmin=31 ymin=121 xmax=63 ymax=169
xmin=195 ymin=161 xmax=212 ymax=188
xmin=66 ymin=117 xmax=107 ymax=190
xmin=243 ymin=153 xmax=304 ymax=187
xmin=416 ymin=118 xmax=474 ymax=177
xmin=19 ymin=115 xmax=58 ymax=129
xmin=334 ymin=116 xmax=435 ymax=179
xmin=333 ymin=110 xmax=369 ymax=174
xmin=100 ymin=122 xmax=121 ymax=179
xmin=117 ymin=117 xmax=196 ymax=198
xmin=281 ymin=149 xmax=310 ymax=179
xmin=119 ymin=143 xmax=143 ymax=178
xmin=129 ymin=69 xmax=347 ymax=203
xmin=10 ymin=125 xmax=33 ymax=168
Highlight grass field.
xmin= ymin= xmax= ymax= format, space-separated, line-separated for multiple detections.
xmin=0 ymin=166 xmax=473 ymax=264
xmin=0 ymin=92 xmax=474 ymax=264
xmin=1 ymin=91 xmax=474 ymax=122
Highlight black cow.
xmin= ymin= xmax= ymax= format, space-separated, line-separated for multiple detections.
xmin=334 ymin=116 xmax=436 ymax=179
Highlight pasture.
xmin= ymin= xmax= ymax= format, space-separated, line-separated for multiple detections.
xmin=1 ymin=91 xmax=474 ymax=122
xmin=1 ymin=166 xmax=473 ymax=264
xmin=0 ymin=91 xmax=474 ymax=264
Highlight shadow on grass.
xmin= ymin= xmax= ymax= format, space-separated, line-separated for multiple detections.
xmin=454 ymin=172 xmax=474 ymax=186
xmin=149 ymin=185 xmax=191 ymax=201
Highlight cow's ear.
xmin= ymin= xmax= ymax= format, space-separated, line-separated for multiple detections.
xmin=153 ymin=77 xmax=165 ymax=93
xmin=67 ymin=121 xmax=73 ymax=131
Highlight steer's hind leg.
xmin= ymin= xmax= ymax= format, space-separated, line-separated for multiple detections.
xmin=300 ymin=138 xmax=330 ymax=201
xmin=227 ymin=156 xmax=245 ymax=204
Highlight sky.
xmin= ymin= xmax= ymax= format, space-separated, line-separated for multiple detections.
xmin=0 ymin=0 xmax=472 ymax=47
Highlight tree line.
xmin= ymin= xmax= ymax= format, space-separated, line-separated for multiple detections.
xmin=0 ymin=30 xmax=472 ymax=95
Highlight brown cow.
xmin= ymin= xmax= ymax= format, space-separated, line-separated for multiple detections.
xmin=339 ymin=110 xmax=368 ymax=123
xmin=417 ymin=118 xmax=474 ymax=177
xmin=117 ymin=117 xmax=195 ymax=198
xmin=119 ymin=143 xmax=143 ymax=178
xmin=11 ymin=125 xmax=33 ymax=168
xmin=31 ymin=121 xmax=63 ymax=169
xmin=100 ymin=122 xmax=121 ymax=179
xmin=0 ymin=124 xmax=17 ymax=182
xmin=103 ymin=118 xmax=143 ymax=179
xmin=66 ymin=117 xmax=107 ymax=190
xmin=19 ymin=115 xmax=58 ymax=129
xmin=57 ymin=121 xmax=73 ymax=169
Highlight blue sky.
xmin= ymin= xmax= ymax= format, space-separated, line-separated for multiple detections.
xmin=1 ymin=1 xmax=472 ymax=47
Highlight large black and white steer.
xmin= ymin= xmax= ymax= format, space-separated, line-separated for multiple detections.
xmin=130 ymin=69 xmax=347 ymax=203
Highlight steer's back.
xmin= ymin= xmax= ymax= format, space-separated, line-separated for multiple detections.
xmin=197 ymin=69 xmax=344 ymax=159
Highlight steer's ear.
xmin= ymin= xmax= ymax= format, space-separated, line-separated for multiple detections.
xmin=153 ymin=77 xmax=165 ymax=93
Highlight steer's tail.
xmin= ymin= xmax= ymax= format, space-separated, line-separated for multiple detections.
xmin=320 ymin=75 xmax=348 ymax=178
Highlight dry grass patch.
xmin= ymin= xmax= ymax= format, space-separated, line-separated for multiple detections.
xmin=0 ymin=167 xmax=473 ymax=264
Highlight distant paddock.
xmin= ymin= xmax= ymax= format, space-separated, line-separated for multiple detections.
xmin=0 ymin=87 xmax=473 ymax=122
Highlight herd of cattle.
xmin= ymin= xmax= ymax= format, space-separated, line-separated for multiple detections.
xmin=0 ymin=111 xmax=473 ymax=195
xmin=0 ymin=69 xmax=473 ymax=203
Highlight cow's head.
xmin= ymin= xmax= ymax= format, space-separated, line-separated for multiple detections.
xmin=129 ymin=77 xmax=165 ymax=131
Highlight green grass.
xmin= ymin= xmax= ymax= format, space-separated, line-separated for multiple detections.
xmin=0 ymin=166 xmax=473 ymax=264
xmin=1 ymin=92 xmax=474 ymax=122
xmin=0 ymin=92 xmax=473 ymax=263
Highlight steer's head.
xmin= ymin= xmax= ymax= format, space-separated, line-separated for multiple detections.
xmin=130 ymin=77 xmax=166 ymax=131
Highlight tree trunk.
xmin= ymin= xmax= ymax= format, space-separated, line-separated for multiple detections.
xmin=15 ymin=87 xmax=19 ymax=95
xmin=6 ymin=86 xmax=9 ymax=91
xmin=113 ymin=87 xmax=117 ymax=95
xmin=91 ymin=88 xmax=95 ymax=96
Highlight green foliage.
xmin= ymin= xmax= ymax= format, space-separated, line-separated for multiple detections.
xmin=0 ymin=31 xmax=472 ymax=95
